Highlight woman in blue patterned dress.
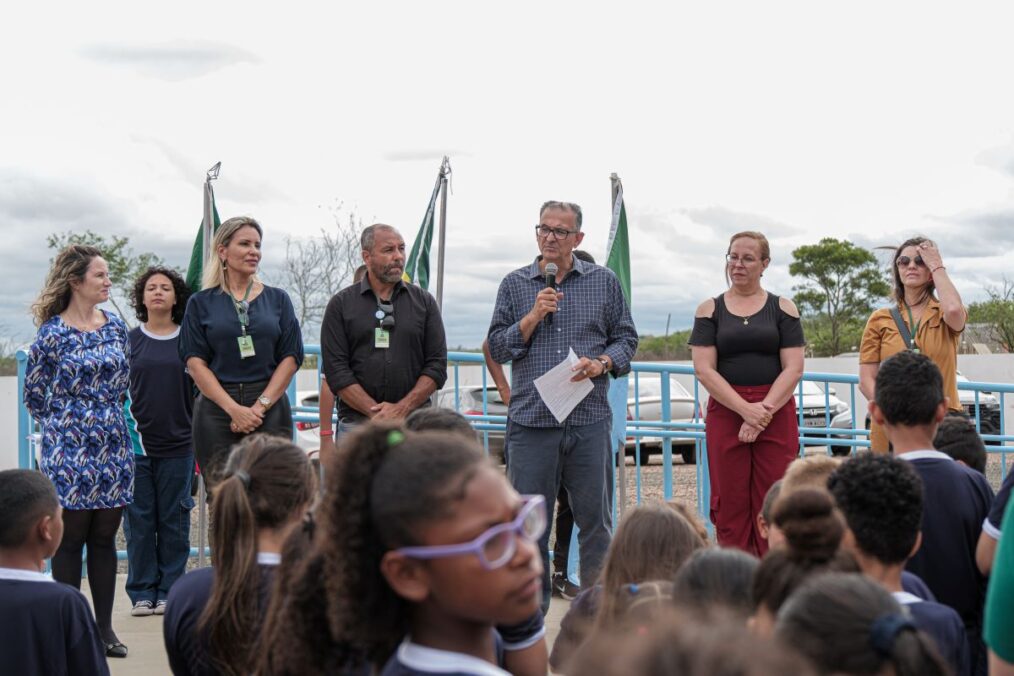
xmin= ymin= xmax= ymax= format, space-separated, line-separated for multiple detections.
xmin=24 ymin=244 xmax=133 ymax=659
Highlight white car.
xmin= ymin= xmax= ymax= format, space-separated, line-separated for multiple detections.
xmin=624 ymin=375 xmax=702 ymax=465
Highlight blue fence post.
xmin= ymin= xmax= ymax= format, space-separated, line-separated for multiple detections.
xmin=16 ymin=349 xmax=32 ymax=469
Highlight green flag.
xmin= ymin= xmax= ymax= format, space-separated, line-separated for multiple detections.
xmin=606 ymin=174 xmax=631 ymax=304
xmin=185 ymin=173 xmax=221 ymax=292
xmin=402 ymin=164 xmax=444 ymax=290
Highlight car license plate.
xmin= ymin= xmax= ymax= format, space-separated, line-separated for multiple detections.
xmin=803 ymin=418 xmax=824 ymax=427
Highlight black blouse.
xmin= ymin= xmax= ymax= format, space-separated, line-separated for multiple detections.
xmin=688 ymin=293 xmax=805 ymax=386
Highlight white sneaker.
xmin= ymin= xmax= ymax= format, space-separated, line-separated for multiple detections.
xmin=131 ymin=600 xmax=155 ymax=617
xmin=154 ymin=600 xmax=167 ymax=615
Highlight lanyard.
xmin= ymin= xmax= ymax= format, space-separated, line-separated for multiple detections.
xmin=904 ymin=303 xmax=921 ymax=352
xmin=228 ymin=280 xmax=254 ymax=336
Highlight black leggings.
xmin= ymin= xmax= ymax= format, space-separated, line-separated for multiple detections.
xmin=51 ymin=507 xmax=123 ymax=642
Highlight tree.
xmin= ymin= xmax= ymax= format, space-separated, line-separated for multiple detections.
xmin=47 ymin=230 xmax=170 ymax=327
xmin=967 ymin=277 xmax=1014 ymax=352
xmin=789 ymin=238 xmax=891 ymax=357
xmin=277 ymin=204 xmax=363 ymax=340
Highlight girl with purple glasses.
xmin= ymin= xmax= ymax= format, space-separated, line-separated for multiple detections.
xmin=256 ymin=423 xmax=545 ymax=675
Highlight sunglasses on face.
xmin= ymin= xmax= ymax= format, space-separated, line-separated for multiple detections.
xmin=395 ymin=494 xmax=547 ymax=570
xmin=375 ymin=301 xmax=395 ymax=329
xmin=896 ymin=255 xmax=926 ymax=268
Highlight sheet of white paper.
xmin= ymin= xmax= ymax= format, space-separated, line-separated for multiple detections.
xmin=534 ymin=348 xmax=595 ymax=424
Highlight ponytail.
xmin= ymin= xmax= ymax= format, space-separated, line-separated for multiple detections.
xmin=198 ymin=435 xmax=314 ymax=676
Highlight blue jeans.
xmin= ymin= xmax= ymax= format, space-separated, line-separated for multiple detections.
xmin=506 ymin=418 xmax=613 ymax=612
xmin=124 ymin=454 xmax=195 ymax=604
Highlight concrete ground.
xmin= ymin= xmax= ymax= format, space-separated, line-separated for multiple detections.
xmin=89 ymin=574 xmax=570 ymax=675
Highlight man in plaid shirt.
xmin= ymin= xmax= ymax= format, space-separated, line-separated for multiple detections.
xmin=487 ymin=200 xmax=638 ymax=611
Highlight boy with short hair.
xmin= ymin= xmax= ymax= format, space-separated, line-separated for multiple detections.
xmin=828 ymin=453 xmax=969 ymax=675
xmin=871 ymin=351 xmax=994 ymax=675
xmin=0 ymin=469 xmax=109 ymax=675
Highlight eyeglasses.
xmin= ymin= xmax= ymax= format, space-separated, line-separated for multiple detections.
xmin=375 ymin=301 xmax=395 ymax=330
xmin=896 ymin=255 xmax=926 ymax=268
xmin=726 ymin=253 xmax=760 ymax=265
xmin=535 ymin=225 xmax=579 ymax=240
xmin=235 ymin=300 xmax=250 ymax=328
xmin=395 ymin=494 xmax=546 ymax=570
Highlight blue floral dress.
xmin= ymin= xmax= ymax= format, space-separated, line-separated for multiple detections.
xmin=24 ymin=312 xmax=134 ymax=510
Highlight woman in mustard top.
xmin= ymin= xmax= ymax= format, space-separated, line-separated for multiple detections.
xmin=859 ymin=237 xmax=966 ymax=452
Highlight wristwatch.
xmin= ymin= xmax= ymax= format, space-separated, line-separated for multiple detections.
xmin=595 ymin=357 xmax=611 ymax=374
xmin=257 ymin=395 xmax=273 ymax=410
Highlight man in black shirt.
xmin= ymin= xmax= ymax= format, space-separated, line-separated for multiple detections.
xmin=320 ymin=224 xmax=447 ymax=429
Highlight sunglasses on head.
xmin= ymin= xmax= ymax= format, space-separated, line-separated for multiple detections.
xmin=896 ymin=255 xmax=926 ymax=268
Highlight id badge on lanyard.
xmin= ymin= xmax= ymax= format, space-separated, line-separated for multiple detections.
xmin=232 ymin=282 xmax=256 ymax=359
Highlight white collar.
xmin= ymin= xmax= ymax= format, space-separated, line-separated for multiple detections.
xmin=896 ymin=450 xmax=952 ymax=462
xmin=892 ymin=591 xmax=923 ymax=605
xmin=257 ymin=552 xmax=282 ymax=566
xmin=140 ymin=324 xmax=181 ymax=340
xmin=0 ymin=567 xmax=54 ymax=582
xmin=397 ymin=638 xmax=510 ymax=676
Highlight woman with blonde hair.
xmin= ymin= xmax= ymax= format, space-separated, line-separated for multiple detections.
xmin=689 ymin=231 xmax=805 ymax=556
xmin=859 ymin=237 xmax=965 ymax=453
xmin=179 ymin=217 xmax=303 ymax=490
xmin=24 ymin=244 xmax=132 ymax=657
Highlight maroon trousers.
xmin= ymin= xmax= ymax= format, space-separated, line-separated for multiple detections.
xmin=706 ymin=384 xmax=798 ymax=557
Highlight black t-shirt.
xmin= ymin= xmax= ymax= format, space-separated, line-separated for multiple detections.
xmin=688 ymin=294 xmax=805 ymax=386
xmin=0 ymin=571 xmax=109 ymax=676
xmin=163 ymin=559 xmax=278 ymax=676
xmin=126 ymin=326 xmax=194 ymax=457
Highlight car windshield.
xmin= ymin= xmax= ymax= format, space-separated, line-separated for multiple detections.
xmin=628 ymin=375 xmax=691 ymax=398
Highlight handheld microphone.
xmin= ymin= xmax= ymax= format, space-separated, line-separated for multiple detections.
xmin=544 ymin=262 xmax=558 ymax=326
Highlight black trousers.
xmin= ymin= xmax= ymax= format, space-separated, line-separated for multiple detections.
xmin=192 ymin=380 xmax=293 ymax=492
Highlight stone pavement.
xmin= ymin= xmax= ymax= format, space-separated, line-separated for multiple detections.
xmin=88 ymin=574 xmax=569 ymax=675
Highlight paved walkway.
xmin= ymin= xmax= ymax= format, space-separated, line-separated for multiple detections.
xmin=89 ymin=574 xmax=569 ymax=675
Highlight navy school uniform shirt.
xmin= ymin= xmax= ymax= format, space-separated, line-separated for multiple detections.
xmin=381 ymin=637 xmax=508 ymax=676
xmin=125 ymin=325 xmax=193 ymax=457
xmin=179 ymin=286 xmax=304 ymax=383
xmin=893 ymin=591 xmax=971 ymax=676
xmin=0 ymin=567 xmax=110 ymax=676
xmin=983 ymin=469 xmax=1013 ymax=541
xmin=902 ymin=570 xmax=936 ymax=601
xmin=163 ymin=552 xmax=281 ymax=676
xmin=899 ymin=450 xmax=993 ymax=630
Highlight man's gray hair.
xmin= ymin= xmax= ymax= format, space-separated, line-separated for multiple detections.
xmin=360 ymin=223 xmax=399 ymax=252
xmin=539 ymin=201 xmax=583 ymax=229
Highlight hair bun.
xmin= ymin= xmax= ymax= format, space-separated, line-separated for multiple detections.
xmin=773 ymin=488 xmax=843 ymax=563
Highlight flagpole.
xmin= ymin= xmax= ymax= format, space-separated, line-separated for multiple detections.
xmin=609 ymin=173 xmax=627 ymax=519
xmin=198 ymin=161 xmax=220 ymax=569
xmin=435 ymin=156 xmax=451 ymax=309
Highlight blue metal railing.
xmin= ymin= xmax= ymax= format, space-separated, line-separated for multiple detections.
xmin=15 ymin=348 xmax=1014 ymax=566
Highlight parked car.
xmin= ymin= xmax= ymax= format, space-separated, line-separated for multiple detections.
xmin=435 ymin=386 xmax=508 ymax=462
xmin=293 ymin=390 xmax=325 ymax=455
xmin=624 ymin=374 xmax=702 ymax=465
xmin=788 ymin=380 xmax=854 ymax=456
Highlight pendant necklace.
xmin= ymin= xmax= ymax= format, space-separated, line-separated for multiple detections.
xmin=743 ymin=317 xmax=749 ymax=325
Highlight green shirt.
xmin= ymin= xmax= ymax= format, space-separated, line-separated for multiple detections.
xmin=985 ymin=494 xmax=1014 ymax=661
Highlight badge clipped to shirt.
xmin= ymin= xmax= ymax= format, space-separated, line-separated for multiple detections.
xmin=375 ymin=327 xmax=390 ymax=349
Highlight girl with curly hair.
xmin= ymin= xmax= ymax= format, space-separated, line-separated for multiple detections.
xmin=122 ymin=266 xmax=194 ymax=617
xmin=24 ymin=244 xmax=132 ymax=658
xmin=163 ymin=435 xmax=315 ymax=676
xmin=256 ymin=423 xmax=544 ymax=675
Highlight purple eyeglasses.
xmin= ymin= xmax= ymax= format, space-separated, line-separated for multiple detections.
xmin=396 ymin=494 xmax=547 ymax=570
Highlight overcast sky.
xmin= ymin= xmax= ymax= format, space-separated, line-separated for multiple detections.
xmin=3 ymin=2 xmax=1014 ymax=348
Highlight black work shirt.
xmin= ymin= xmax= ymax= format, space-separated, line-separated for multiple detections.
xmin=321 ymin=275 xmax=447 ymax=423
xmin=688 ymin=293 xmax=805 ymax=386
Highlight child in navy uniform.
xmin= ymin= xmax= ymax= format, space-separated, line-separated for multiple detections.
xmin=871 ymin=350 xmax=994 ymax=675
xmin=0 ymin=469 xmax=109 ymax=676
xmin=829 ymin=453 xmax=970 ymax=675
xmin=163 ymin=435 xmax=315 ymax=676
xmin=262 ymin=424 xmax=543 ymax=675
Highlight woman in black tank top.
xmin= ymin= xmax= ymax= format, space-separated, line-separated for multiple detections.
xmin=688 ymin=231 xmax=806 ymax=556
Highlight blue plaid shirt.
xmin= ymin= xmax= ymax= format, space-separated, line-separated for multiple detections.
xmin=487 ymin=256 xmax=638 ymax=428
